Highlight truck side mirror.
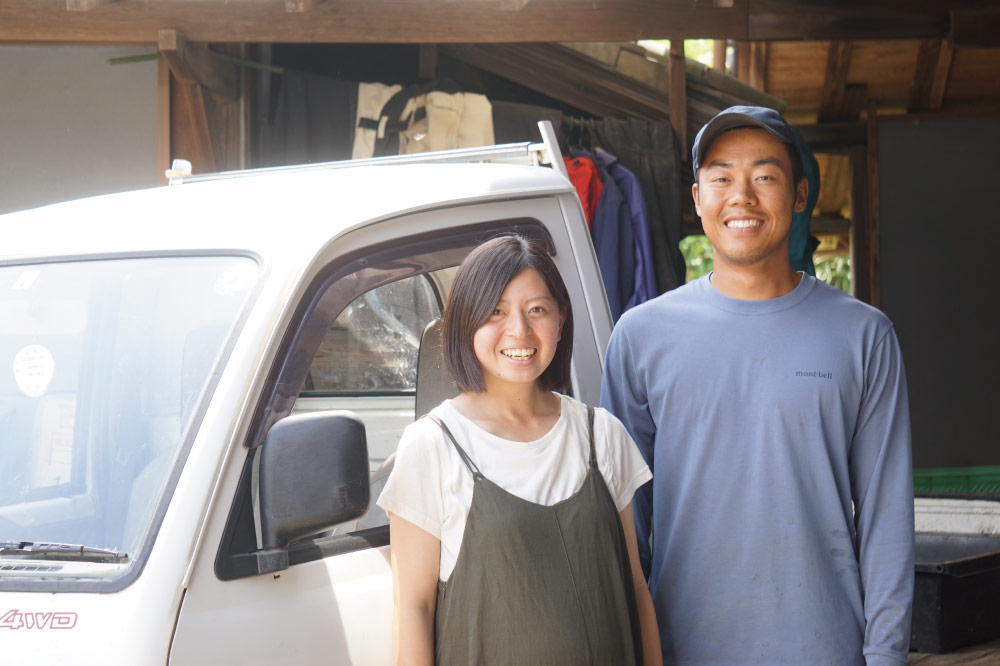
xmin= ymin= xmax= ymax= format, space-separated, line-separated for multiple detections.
xmin=258 ymin=411 xmax=370 ymax=555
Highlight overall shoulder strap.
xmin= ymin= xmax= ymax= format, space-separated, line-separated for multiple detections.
xmin=587 ymin=405 xmax=597 ymax=469
xmin=427 ymin=415 xmax=484 ymax=481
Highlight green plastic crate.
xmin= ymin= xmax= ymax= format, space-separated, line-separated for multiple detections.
xmin=913 ymin=466 xmax=1000 ymax=494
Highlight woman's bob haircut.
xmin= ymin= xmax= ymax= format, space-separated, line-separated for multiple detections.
xmin=442 ymin=235 xmax=573 ymax=393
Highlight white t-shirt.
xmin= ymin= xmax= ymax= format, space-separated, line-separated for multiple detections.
xmin=376 ymin=393 xmax=652 ymax=581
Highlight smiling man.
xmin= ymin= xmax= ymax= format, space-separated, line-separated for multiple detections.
xmin=601 ymin=106 xmax=914 ymax=666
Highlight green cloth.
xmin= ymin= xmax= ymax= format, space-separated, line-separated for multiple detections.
xmin=789 ymin=126 xmax=821 ymax=275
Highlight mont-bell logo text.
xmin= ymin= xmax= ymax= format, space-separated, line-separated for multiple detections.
xmin=796 ymin=370 xmax=833 ymax=379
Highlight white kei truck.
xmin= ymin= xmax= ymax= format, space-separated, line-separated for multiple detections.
xmin=0 ymin=122 xmax=614 ymax=663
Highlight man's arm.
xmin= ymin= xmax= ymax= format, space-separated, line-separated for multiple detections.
xmin=849 ymin=327 xmax=914 ymax=666
xmin=601 ymin=323 xmax=657 ymax=578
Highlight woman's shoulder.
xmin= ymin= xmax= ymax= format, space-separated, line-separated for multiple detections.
xmin=397 ymin=407 xmax=453 ymax=457
xmin=555 ymin=393 xmax=588 ymax=417
xmin=401 ymin=400 xmax=490 ymax=461
xmin=556 ymin=394 xmax=630 ymax=438
xmin=557 ymin=395 xmax=649 ymax=506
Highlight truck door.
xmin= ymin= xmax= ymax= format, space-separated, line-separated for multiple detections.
xmin=169 ymin=195 xmax=608 ymax=664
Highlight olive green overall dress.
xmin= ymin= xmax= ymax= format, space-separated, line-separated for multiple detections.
xmin=428 ymin=406 xmax=644 ymax=665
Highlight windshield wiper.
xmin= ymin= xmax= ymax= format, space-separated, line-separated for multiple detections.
xmin=0 ymin=541 xmax=128 ymax=563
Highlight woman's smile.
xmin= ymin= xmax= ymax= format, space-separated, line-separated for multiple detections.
xmin=500 ymin=347 xmax=537 ymax=360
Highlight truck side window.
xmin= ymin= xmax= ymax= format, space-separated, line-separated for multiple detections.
xmin=292 ymin=272 xmax=446 ymax=533
xmin=301 ymin=273 xmax=442 ymax=395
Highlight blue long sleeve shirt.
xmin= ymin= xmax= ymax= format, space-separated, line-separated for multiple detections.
xmin=601 ymin=274 xmax=914 ymax=666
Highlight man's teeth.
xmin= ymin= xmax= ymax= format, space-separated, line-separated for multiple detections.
xmin=727 ymin=219 xmax=763 ymax=229
xmin=502 ymin=349 xmax=536 ymax=359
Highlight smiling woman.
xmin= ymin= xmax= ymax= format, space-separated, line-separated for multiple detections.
xmin=376 ymin=235 xmax=662 ymax=666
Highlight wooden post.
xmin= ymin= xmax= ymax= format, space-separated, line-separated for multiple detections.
xmin=157 ymin=58 xmax=171 ymax=186
xmin=669 ymin=39 xmax=687 ymax=153
xmin=749 ymin=42 xmax=767 ymax=91
xmin=171 ymin=81 xmax=216 ymax=175
xmin=848 ymin=146 xmax=868 ymax=301
xmin=713 ymin=39 xmax=727 ymax=72
xmin=865 ymin=100 xmax=881 ymax=308
xmin=736 ymin=41 xmax=750 ymax=82
xmin=239 ymin=43 xmax=253 ymax=170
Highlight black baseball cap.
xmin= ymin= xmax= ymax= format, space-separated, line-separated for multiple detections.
xmin=691 ymin=105 xmax=797 ymax=178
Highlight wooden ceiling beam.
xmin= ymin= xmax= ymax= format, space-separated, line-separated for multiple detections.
xmin=441 ymin=43 xmax=671 ymax=120
xmin=1 ymin=0 xmax=991 ymax=44
xmin=839 ymin=84 xmax=868 ymax=121
xmin=818 ymin=41 xmax=853 ymax=122
xmin=928 ymin=41 xmax=954 ymax=110
xmin=810 ymin=213 xmax=851 ymax=237
xmin=158 ymin=29 xmax=240 ymax=101
xmin=908 ymin=39 xmax=954 ymax=112
xmin=0 ymin=0 xmax=747 ymax=44
xmin=284 ymin=0 xmax=321 ymax=12
xmin=948 ymin=8 xmax=1000 ymax=48
xmin=65 ymin=0 xmax=113 ymax=10
xmin=748 ymin=0 xmax=982 ymax=41
xmin=796 ymin=123 xmax=866 ymax=152
xmin=908 ymin=39 xmax=939 ymax=111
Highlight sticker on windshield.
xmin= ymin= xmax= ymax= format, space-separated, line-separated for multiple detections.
xmin=11 ymin=269 xmax=40 ymax=291
xmin=12 ymin=344 xmax=55 ymax=398
xmin=213 ymin=262 xmax=256 ymax=296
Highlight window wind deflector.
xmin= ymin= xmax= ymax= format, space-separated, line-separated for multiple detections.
xmin=0 ymin=541 xmax=128 ymax=563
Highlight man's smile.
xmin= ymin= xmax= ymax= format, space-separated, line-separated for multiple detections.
xmin=724 ymin=217 xmax=764 ymax=229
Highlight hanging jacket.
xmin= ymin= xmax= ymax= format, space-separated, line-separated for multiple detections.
xmin=264 ymin=69 xmax=358 ymax=165
xmin=595 ymin=149 xmax=657 ymax=311
xmin=594 ymin=118 xmax=686 ymax=294
xmin=563 ymin=155 xmax=604 ymax=228
xmin=590 ymin=158 xmax=635 ymax=322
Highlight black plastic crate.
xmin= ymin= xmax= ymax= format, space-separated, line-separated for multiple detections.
xmin=911 ymin=533 xmax=1000 ymax=653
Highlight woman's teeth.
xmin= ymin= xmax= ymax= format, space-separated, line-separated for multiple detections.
xmin=502 ymin=348 xmax=536 ymax=359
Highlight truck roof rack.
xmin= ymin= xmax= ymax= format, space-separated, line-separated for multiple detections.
xmin=167 ymin=120 xmax=567 ymax=186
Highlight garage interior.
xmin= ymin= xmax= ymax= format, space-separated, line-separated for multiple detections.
xmin=2 ymin=0 xmax=999 ymax=659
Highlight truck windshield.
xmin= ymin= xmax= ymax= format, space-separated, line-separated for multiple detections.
xmin=0 ymin=256 xmax=256 ymax=580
